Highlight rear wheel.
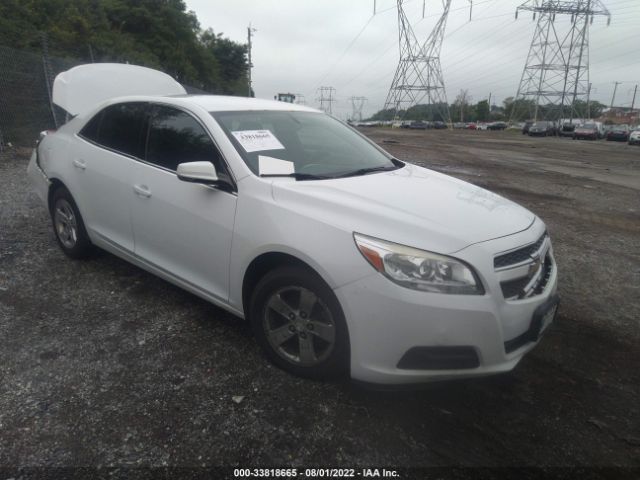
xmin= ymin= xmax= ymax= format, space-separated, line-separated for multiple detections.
xmin=50 ymin=187 xmax=93 ymax=259
xmin=250 ymin=266 xmax=349 ymax=379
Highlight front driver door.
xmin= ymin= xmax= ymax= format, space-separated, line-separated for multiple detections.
xmin=130 ymin=104 xmax=237 ymax=304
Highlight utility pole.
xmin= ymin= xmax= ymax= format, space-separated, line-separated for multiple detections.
xmin=317 ymin=87 xmax=336 ymax=115
xmin=631 ymin=84 xmax=638 ymax=112
xmin=383 ymin=0 xmax=458 ymax=123
xmin=610 ymin=81 xmax=621 ymax=109
xmin=587 ymin=82 xmax=592 ymax=119
xmin=247 ymin=24 xmax=257 ymax=97
xmin=511 ymin=0 xmax=610 ymax=123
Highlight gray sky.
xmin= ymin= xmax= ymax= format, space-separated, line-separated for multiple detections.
xmin=185 ymin=0 xmax=640 ymax=120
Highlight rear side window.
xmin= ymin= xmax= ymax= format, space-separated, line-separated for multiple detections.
xmin=79 ymin=111 xmax=102 ymax=142
xmin=146 ymin=106 xmax=227 ymax=177
xmin=98 ymin=103 xmax=149 ymax=158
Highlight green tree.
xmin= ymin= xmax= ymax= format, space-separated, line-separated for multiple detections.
xmin=0 ymin=0 xmax=248 ymax=95
xmin=475 ymin=100 xmax=490 ymax=122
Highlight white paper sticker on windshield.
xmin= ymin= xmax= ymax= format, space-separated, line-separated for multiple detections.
xmin=258 ymin=156 xmax=294 ymax=175
xmin=231 ymin=129 xmax=285 ymax=153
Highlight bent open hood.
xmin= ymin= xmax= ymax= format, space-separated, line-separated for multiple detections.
xmin=53 ymin=63 xmax=186 ymax=116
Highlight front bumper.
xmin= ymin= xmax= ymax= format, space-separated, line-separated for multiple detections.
xmin=335 ymin=223 xmax=558 ymax=384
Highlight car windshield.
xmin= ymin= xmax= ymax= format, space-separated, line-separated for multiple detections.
xmin=583 ymin=124 xmax=596 ymax=129
xmin=211 ymin=110 xmax=399 ymax=179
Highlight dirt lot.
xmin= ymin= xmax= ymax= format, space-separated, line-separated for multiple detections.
xmin=0 ymin=129 xmax=639 ymax=474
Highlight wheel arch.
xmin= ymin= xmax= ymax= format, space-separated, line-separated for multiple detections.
xmin=47 ymin=178 xmax=67 ymax=212
xmin=47 ymin=178 xmax=91 ymax=235
xmin=241 ymin=251 xmax=331 ymax=321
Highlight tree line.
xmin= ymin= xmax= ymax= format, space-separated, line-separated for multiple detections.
xmin=369 ymin=90 xmax=607 ymax=123
xmin=0 ymin=0 xmax=249 ymax=95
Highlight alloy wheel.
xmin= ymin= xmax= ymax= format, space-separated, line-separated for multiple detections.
xmin=54 ymin=199 xmax=78 ymax=249
xmin=263 ymin=286 xmax=336 ymax=367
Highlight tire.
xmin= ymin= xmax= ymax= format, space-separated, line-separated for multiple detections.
xmin=50 ymin=186 xmax=94 ymax=259
xmin=249 ymin=266 xmax=350 ymax=379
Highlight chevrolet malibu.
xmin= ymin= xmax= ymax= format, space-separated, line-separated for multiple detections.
xmin=28 ymin=64 xmax=559 ymax=384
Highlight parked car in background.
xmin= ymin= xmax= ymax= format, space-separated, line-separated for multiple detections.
xmin=528 ymin=121 xmax=556 ymax=137
xmin=522 ymin=120 xmax=534 ymax=135
xmin=628 ymin=129 xmax=640 ymax=145
xmin=399 ymin=120 xmax=413 ymax=129
xmin=465 ymin=123 xmax=477 ymax=130
xmin=606 ymin=124 xmax=630 ymax=142
xmin=573 ymin=123 xmax=599 ymax=141
xmin=409 ymin=120 xmax=428 ymax=130
xmin=432 ymin=121 xmax=447 ymax=129
xmin=488 ymin=121 xmax=507 ymax=131
xmin=453 ymin=122 xmax=465 ymax=129
xmin=559 ymin=123 xmax=577 ymax=137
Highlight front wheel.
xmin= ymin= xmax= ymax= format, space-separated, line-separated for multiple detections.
xmin=250 ymin=266 xmax=350 ymax=379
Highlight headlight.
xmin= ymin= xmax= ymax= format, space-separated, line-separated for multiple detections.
xmin=353 ymin=233 xmax=484 ymax=295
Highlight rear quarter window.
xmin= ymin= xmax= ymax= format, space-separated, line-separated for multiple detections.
xmin=79 ymin=111 xmax=103 ymax=142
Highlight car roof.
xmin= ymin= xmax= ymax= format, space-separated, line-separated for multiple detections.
xmin=170 ymin=94 xmax=321 ymax=113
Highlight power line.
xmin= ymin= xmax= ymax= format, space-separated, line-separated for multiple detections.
xmin=383 ymin=0 xmax=457 ymax=122
xmin=511 ymin=0 xmax=612 ymax=122
xmin=349 ymin=96 xmax=368 ymax=121
xmin=316 ymin=86 xmax=337 ymax=114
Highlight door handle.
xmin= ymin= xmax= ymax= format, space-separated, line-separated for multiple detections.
xmin=133 ymin=184 xmax=152 ymax=198
xmin=72 ymin=159 xmax=86 ymax=170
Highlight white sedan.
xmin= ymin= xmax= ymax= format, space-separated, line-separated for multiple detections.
xmin=28 ymin=64 xmax=558 ymax=384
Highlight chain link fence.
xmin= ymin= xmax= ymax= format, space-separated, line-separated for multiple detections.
xmin=0 ymin=43 xmax=80 ymax=151
xmin=0 ymin=39 xmax=211 ymax=153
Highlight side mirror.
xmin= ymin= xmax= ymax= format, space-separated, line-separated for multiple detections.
xmin=176 ymin=161 xmax=219 ymax=184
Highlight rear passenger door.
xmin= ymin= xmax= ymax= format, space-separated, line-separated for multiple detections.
xmin=130 ymin=104 xmax=237 ymax=303
xmin=75 ymin=102 xmax=149 ymax=252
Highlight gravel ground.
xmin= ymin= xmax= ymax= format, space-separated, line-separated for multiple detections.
xmin=0 ymin=130 xmax=639 ymax=474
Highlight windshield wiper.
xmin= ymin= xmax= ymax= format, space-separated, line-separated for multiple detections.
xmin=260 ymin=173 xmax=330 ymax=181
xmin=333 ymin=163 xmax=401 ymax=179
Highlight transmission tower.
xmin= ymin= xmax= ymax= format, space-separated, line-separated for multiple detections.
xmin=512 ymin=0 xmax=610 ymax=123
xmin=350 ymin=96 xmax=367 ymax=121
xmin=317 ymin=86 xmax=336 ymax=115
xmin=383 ymin=0 xmax=457 ymax=123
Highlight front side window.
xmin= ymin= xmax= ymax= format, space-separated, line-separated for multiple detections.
xmin=146 ymin=106 xmax=229 ymax=182
xmin=212 ymin=110 xmax=398 ymax=179
xmin=88 ymin=102 xmax=149 ymax=158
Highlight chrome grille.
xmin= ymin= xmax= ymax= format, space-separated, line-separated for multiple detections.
xmin=500 ymin=253 xmax=553 ymax=300
xmin=494 ymin=232 xmax=547 ymax=269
